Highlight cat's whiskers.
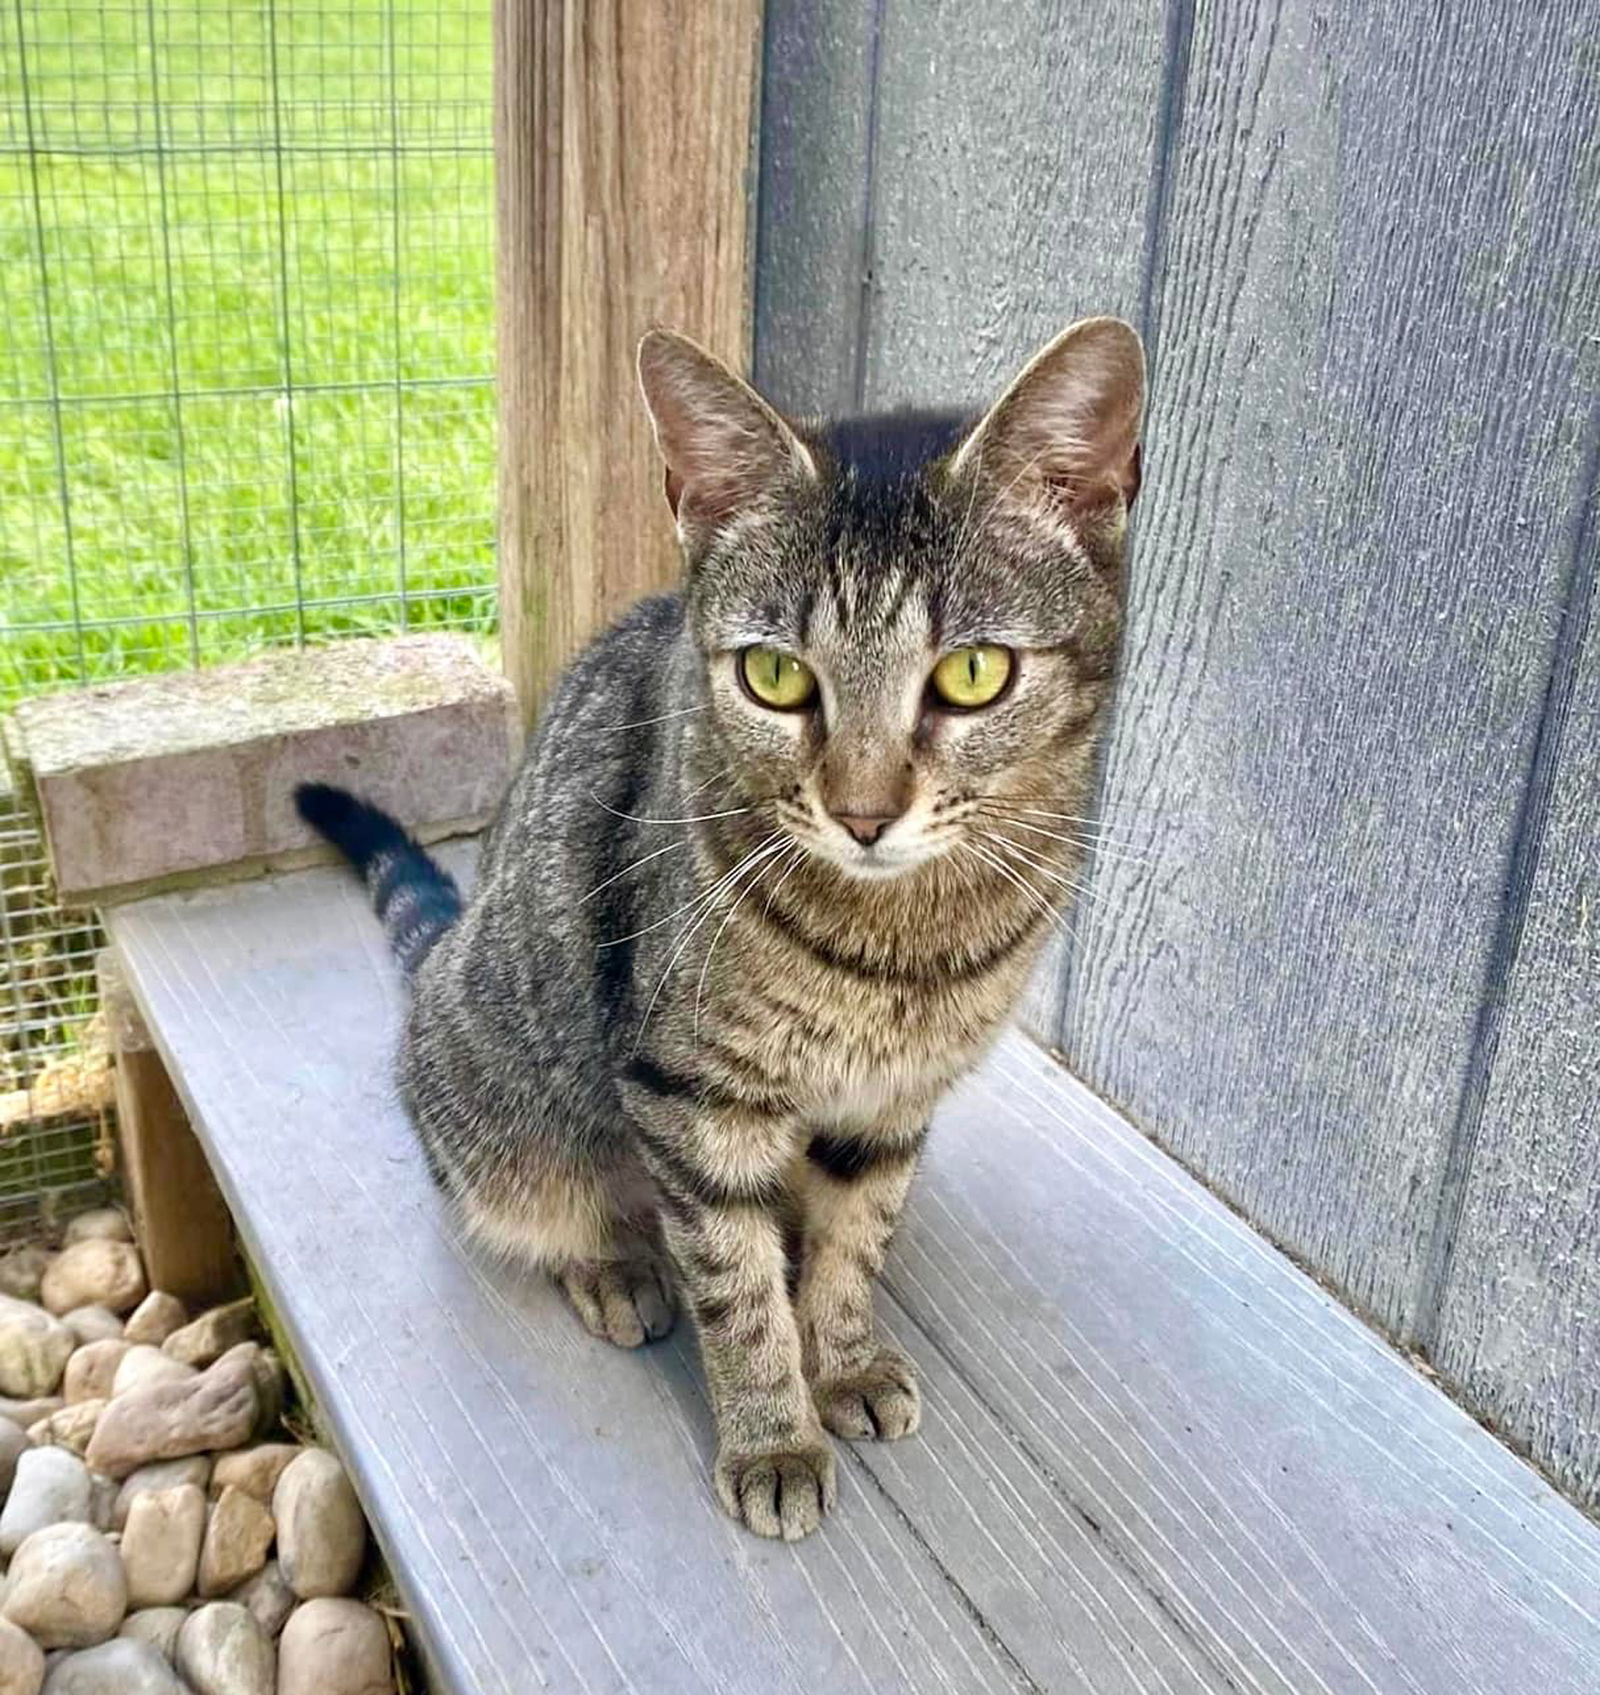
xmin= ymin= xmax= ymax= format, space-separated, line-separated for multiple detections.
xmin=760 ymin=840 xmax=808 ymax=918
xmin=599 ymin=840 xmax=771 ymax=949
xmin=575 ymin=840 xmax=685 ymax=908
xmin=634 ymin=835 xmax=788 ymax=1052
xmin=590 ymin=795 xmax=754 ymax=826
xmin=683 ymin=763 xmax=734 ymax=801
xmin=975 ymin=810 xmax=1149 ymax=869
xmin=977 ymin=800 xmax=1142 ymax=837
xmin=961 ymin=840 xmax=1084 ymax=948
xmin=692 ymin=840 xmax=803 ymax=1040
xmin=593 ymin=703 xmax=707 ymax=733
xmin=975 ymin=830 xmax=1103 ymax=909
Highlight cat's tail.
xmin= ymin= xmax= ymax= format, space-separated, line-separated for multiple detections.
xmin=293 ymin=782 xmax=462 ymax=978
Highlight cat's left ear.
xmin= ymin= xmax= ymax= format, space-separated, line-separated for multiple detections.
xmin=636 ymin=329 xmax=815 ymax=543
xmin=950 ymin=316 xmax=1145 ymax=526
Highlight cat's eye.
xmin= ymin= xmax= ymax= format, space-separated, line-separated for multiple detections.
xmin=930 ymin=645 xmax=1013 ymax=709
xmin=740 ymin=646 xmax=817 ymax=710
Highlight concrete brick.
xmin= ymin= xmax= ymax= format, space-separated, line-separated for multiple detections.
xmin=8 ymin=636 xmax=517 ymax=905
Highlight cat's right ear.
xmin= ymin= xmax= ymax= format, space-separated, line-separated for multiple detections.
xmin=636 ymin=330 xmax=815 ymax=543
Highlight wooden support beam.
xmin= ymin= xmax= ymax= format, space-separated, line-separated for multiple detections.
xmin=97 ymin=952 xmax=240 ymax=1307
xmin=494 ymin=0 xmax=764 ymax=723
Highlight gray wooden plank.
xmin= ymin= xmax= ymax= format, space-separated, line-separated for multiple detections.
xmin=108 ymin=850 xmax=1020 ymax=1695
xmin=110 ymin=852 xmax=1600 ymax=1692
xmin=1056 ymin=0 xmax=1600 ymax=1337
xmin=915 ymin=1040 xmax=1600 ymax=1695
xmin=856 ymin=0 xmax=1166 ymax=410
xmin=752 ymin=0 xmax=878 ymax=414
xmin=1434 ymin=579 xmax=1600 ymax=1510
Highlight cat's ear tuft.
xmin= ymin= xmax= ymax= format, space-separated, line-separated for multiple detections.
xmin=636 ymin=330 xmax=814 ymax=539
xmin=951 ymin=317 xmax=1145 ymax=525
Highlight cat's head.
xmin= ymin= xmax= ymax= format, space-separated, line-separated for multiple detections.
xmin=637 ymin=319 xmax=1143 ymax=882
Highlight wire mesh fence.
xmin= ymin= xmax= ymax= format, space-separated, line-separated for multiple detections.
xmin=0 ymin=0 xmax=497 ymax=1235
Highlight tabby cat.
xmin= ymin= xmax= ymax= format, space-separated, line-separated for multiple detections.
xmin=297 ymin=316 xmax=1143 ymax=1541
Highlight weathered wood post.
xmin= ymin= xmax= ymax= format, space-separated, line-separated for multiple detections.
xmin=493 ymin=0 xmax=764 ymax=723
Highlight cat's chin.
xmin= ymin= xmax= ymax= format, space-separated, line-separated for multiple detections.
xmin=811 ymin=844 xmax=936 ymax=884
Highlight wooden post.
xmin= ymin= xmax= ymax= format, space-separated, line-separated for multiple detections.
xmin=494 ymin=0 xmax=764 ymax=723
xmin=98 ymin=952 xmax=241 ymax=1306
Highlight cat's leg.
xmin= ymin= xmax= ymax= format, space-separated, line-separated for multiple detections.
xmin=455 ymin=1156 xmax=675 ymax=1348
xmin=626 ymin=1086 xmax=834 ymax=1541
xmin=553 ymin=1158 xmax=676 ymax=1348
xmin=795 ymin=1117 xmax=928 ymax=1441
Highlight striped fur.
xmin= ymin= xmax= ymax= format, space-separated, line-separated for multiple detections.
xmin=310 ymin=319 xmax=1143 ymax=1540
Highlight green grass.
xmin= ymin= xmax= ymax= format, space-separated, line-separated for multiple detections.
xmin=0 ymin=0 xmax=497 ymax=705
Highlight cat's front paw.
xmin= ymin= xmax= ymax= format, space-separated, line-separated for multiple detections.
xmin=813 ymin=1349 xmax=921 ymax=1440
xmin=714 ymin=1438 xmax=837 ymax=1541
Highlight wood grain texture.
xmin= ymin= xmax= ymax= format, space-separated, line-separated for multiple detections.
xmin=494 ymin=0 xmax=761 ymax=722
xmin=1434 ymin=571 xmax=1600 ymax=1510
xmin=107 ymin=855 xmax=1600 ymax=1693
xmin=855 ymin=0 xmax=1165 ymax=410
xmin=752 ymin=0 xmax=878 ymax=415
xmin=1055 ymin=0 xmax=1600 ymax=1338
xmin=97 ymin=953 xmax=239 ymax=1306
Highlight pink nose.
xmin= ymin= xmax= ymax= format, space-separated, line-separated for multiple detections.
xmin=832 ymin=812 xmax=899 ymax=846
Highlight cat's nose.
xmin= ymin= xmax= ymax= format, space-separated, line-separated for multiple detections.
xmin=832 ymin=812 xmax=900 ymax=847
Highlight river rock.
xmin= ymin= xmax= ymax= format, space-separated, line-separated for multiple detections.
xmin=274 ymin=1449 xmax=365 ymax=1599
xmin=277 ymin=1598 xmax=392 ymax=1695
xmin=112 ymin=1457 xmax=211 ymax=1530
xmin=112 ymin=1347 xmax=196 ymax=1398
xmin=62 ymin=1342 xmax=128 ymax=1405
xmin=197 ymin=1486 xmax=275 ymax=1599
xmin=120 ymin=1483 xmax=205 ymax=1608
xmin=27 ymin=1399 xmax=103 ymax=1457
xmin=0 ymin=1417 xmax=29 ymax=1494
xmin=40 ymin=1637 xmax=184 ymax=1695
xmin=0 ymin=1397 xmax=61 ymax=1430
xmin=210 ymin=1444 xmax=299 ymax=1504
xmin=0 ymin=1616 xmax=44 ymax=1695
xmin=214 ymin=1346 xmax=283 ymax=1440
xmin=175 ymin=1603 xmax=274 ymax=1695
xmin=0 ymin=1297 xmax=76 ymax=1400
xmin=86 ymin=1475 xmax=117 ymax=1534
xmin=59 ymin=1310 xmax=122 ymax=1348
xmin=228 ymin=1561 xmax=294 ymax=1639
xmin=0 ymin=1447 xmax=93 ymax=1555
xmin=85 ymin=1355 xmax=256 ymax=1479
xmin=122 ymin=1296 xmax=185 ymax=1350
xmin=61 ymin=1212 xmax=132 ymax=1249
xmin=118 ymin=1608 xmax=186 ymax=1663
xmin=162 ymin=1301 xmax=256 ymax=1371
xmin=3 ymin=1523 xmax=127 ymax=1648
xmin=40 ymin=1243 xmax=146 ymax=1319
xmin=0 ymin=1247 xmax=51 ymax=1304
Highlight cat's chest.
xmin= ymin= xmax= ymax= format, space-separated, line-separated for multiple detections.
xmin=770 ymin=972 xmax=1010 ymax=1128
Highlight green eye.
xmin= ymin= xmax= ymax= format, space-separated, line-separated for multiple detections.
xmin=931 ymin=645 xmax=1013 ymax=708
xmin=741 ymin=646 xmax=817 ymax=710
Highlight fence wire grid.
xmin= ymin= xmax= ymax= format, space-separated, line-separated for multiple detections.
xmin=1 ymin=0 xmax=498 ymax=1235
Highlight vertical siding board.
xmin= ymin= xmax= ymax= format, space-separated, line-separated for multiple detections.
xmin=753 ymin=0 xmax=880 ymax=414
xmin=1057 ymin=0 xmax=1599 ymax=1338
xmin=1434 ymin=479 xmax=1600 ymax=1509
xmin=858 ymin=0 xmax=1166 ymax=410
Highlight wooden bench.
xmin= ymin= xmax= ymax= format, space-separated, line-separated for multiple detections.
xmin=105 ymin=839 xmax=1600 ymax=1694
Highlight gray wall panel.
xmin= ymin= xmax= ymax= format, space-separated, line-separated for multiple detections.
xmin=1057 ymin=0 xmax=1599 ymax=1340
xmin=1435 ymin=581 xmax=1600 ymax=1510
xmin=859 ymin=0 xmax=1165 ymax=409
xmin=752 ymin=0 xmax=878 ymax=414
